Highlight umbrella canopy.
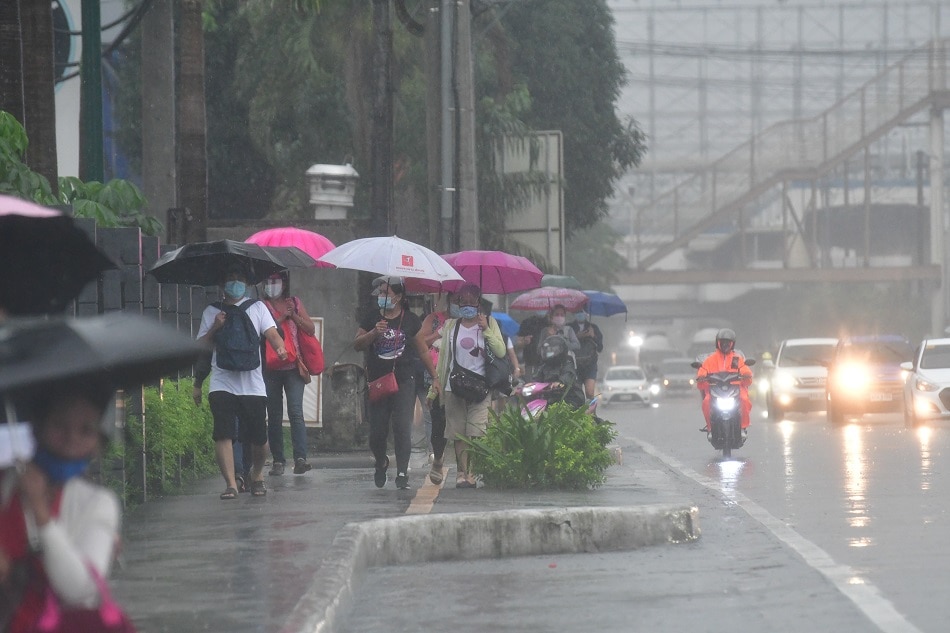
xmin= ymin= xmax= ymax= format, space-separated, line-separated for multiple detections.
xmin=405 ymin=250 xmax=544 ymax=295
xmin=0 ymin=194 xmax=117 ymax=315
xmin=245 ymin=227 xmax=336 ymax=268
xmin=0 ymin=313 xmax=205 ymax=394
xmin=317 ymin=235 xmax=464 ymax=284
xmin=541 ymin=274 xmax=582 ymax=289
xmin=259 ymin=245 xmax=318 ymax=269
xmin=148 ymin=239 xmax=289 ymax=286
xmin=583 ymin=290 xmax=628 ymax=317
xmin=490 ymin=312 xmax=519 ymax=339
xmin=509 ymin=287 xmax=589 ymax=312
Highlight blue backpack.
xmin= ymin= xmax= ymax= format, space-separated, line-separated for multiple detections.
xmin=212 ymin=299 xmax=262 ymax=371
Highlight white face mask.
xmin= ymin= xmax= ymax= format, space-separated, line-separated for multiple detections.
xmin=264 ymin=280 xmax=283 ymax=298
xmin=552 ymin=316 xmax=566 ymax=327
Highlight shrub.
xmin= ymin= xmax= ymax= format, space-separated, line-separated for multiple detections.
xmin=107 ymin=377 xmax=217 ymax=506
xmin=465 ymin=402 xmax=616 ymax=490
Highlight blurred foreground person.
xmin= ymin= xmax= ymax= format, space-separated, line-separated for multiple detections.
xmin=0 ymin=381 xmax=128 ymax=633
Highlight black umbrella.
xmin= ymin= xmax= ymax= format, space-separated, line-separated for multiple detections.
xmin=0 ymin=195 xmax=117 ymax=316
xmin=0 ymin=313 xmax=205 ymax=395
xmin=260 ymin=245 xmax=318 ymax=269
xmin=148 ymin=239 xmax=290 ymax=286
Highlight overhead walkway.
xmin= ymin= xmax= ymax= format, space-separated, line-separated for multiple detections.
xmin=625 ymin=38 xmax=950 ymax=285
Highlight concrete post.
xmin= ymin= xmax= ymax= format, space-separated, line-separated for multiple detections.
xmin=930 ymin=106 xmax=945 ymax=335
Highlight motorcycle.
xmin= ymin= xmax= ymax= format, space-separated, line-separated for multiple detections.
xmin=692 ymin=359 xmax=755 ymax=458
xmin=517 ymin=334 xmax=596 ymax=418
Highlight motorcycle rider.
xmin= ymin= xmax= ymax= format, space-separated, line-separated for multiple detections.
xmin=696 ymin=328 xmax=753 ymax=438
xmin=533 ymin=335 xmax=586 ymax=409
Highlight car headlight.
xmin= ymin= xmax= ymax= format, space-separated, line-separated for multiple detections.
xmin=714 ymin=396 xmax=737 ymax=411
xmin=914 ymin=377 xmax=940 ymax=392
xmin=663 ymin=378 xmax=670 ymax=386
xmin=649 ymin=383 xmax=661 ymax=395
xmin=758 ymin=377 xmax=771 ymax=393
xmin=772 ymin=370 xmax=795 ymax=391
xmin=833 ymin=362 xmax=871 ymax=395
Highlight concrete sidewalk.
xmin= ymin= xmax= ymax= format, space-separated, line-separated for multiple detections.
xmin=111 ymin=440 xmax=878 ymax=633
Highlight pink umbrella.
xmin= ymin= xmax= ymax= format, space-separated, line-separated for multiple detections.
xmin=509 ymin=286 xmax=589 ymax=312
xmin=403 ymin=250 xmax=543 ymax=295
xmin=245 ymin=227 xmax=336 ymax=268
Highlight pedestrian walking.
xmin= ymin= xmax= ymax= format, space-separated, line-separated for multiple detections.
xmin=570 ymin=309 xmax=603 ymax=400
xmin=434 ymin=283 xmax=506 ymax=489
xmin=194 ymin=264 xmax=288 ymax=499
xmin=354 ymin=276 xmax=440 ymax=490
xmin=421 ymin=292 xmax=455 ymax=485
xmin=260 ymin=271 xmax=315 ymax=476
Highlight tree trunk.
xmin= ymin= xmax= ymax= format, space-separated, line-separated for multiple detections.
xmin=0 ymin=0 xmax=24 ymax=122
xmin=177 ymin=0 xmax=208 ymax=243
xmin=21 ymin=0 xmax=58 ymax=191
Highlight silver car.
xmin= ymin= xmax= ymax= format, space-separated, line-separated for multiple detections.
xmin=901 ymin=338 xmax=950 ymax=427
xmin=600 ymin=365 xmax=658 ymax=407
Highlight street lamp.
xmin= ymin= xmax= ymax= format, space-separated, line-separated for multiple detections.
xmin=306 ymin=163 xmax=359 ymax=220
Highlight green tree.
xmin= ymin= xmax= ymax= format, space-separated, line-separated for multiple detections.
xmin=0 ymin=111 xmax=161 ymax=234
xmin=484 ymin=0 xmax=646 ymax=233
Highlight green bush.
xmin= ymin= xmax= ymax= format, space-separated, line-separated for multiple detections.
xmin=107 ymin=377 xmax=217 ymax=505
xmin=465 ymin=402 xmax=617 ymax=490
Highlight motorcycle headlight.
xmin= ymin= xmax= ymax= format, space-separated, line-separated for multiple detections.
xmin=522 ymin=385 xmax=537 ymax=397
xmin=835 ymin=363 xmax=870 ymax=395
xmin=915 ymin=377 xmax=940 ymax=392
xmin=714 ymin=396 xmax=737 ymax=411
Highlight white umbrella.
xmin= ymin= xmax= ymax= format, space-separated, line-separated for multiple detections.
xmin=317 ymin=235 xmax=464 ymax=284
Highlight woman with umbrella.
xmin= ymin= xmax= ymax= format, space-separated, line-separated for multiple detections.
xmin=354 ymin=277 xmax=440 ymax=490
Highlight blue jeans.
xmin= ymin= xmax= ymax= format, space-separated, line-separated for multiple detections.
xmin=368 ymin=374 xmax=416 ymax=474
xmin=264 ymin=368 xmax=308 ymax=463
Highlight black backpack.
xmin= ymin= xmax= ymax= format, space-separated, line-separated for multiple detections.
xmin=211 ymin=299 xmax=262 ymax=371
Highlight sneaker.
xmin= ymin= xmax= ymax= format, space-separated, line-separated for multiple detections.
xmin=428 ymin=460 xmax=444 ymax=485
xmin=395 ymin=472 xmax=410 ymax=490
xmin=374 ymin=456 xmax=389 ymax=488
xmin=268 ymin=461 xmax=285 ymax=476
xmin=293 ymin=458 xmax=312 ymax=474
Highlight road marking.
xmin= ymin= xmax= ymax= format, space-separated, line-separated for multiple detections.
xmin=406 ymin=466 xmax=448 ymax=515
xmin=633 ymin=437 xmax=923 ymax=633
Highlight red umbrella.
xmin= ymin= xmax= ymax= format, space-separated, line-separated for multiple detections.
xmin=403 ymin=250 xmax=543 ymax=295
xmin=245 ymin=227 xmax=336 ymax=268
xmin=509 ymin=286 xmax=589 ymax=312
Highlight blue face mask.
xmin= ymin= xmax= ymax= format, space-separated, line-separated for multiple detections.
xmin=449 ymin=304 xmax=462 ymax=318
xmin=32 ymin=447 xmax=91 ymax=484
xmin=378 ymin=296 xmax=395 ymax=310
xmin=459 ymin=306 xmax=478 ymax=319
xmin=575 ymin=312 xmax=588 ymax=323
xmin=224 ymin=281 xmax=246 ymax=299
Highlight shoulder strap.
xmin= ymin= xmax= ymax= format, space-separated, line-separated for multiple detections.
xmin=240 ymin=298 xmax=258 ymax=312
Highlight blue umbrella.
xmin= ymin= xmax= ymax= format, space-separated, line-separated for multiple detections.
xmin=583 ymin=291 xmax=628 ymax=318
xmin=491 ymin=312 xmax=520 ymax=338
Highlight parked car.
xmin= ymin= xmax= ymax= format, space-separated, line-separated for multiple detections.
xmin=658 ymin=357 xmax=698 ymax=396
xmin=600 ymin=365 xmax=659 ymax=407
xmin=825 ymin=334 xmax=914 ymax=425
xmin=901 ymin=338 xmax=950 ymax=427
xmin=765 ymin=338 xmax=838 ymax=419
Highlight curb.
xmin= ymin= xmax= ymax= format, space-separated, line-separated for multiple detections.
xmin=280 ymin=503 xmax=700 ymax=633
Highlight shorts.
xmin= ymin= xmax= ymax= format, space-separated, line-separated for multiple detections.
xmin=576 ymin=362 xmax=598 ymax=382
xmin=444 ymin=392 xmax=491 ymax=439
xmin=209 ymin=391 xmax=268 ymax=446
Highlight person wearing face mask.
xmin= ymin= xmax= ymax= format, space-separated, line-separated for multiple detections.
xmin=569 ymin=309 xmax=603 ymax=400
xmin=260 ymin=271 xmax=315 ymax=477
xmin=354 ymin=276 xmax=440 ymax=490
xmin=0 ymin=380 xmax=123 ymax=632
xmin=535 ymin=304 xmax=580 ymax=364
xmin=432 ymin=284 xmax=506 ymax=489
xmin=195 ymin=264 xmax=288 ymax=499
xmin=419 ymin=292 xmax=455 ymax=485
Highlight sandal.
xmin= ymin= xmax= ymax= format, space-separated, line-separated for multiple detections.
xmin=428 ymin=461 xmax=444 ymax=485
xmin=235 ymin=475 xmax=248 ymax=493
xmin=250 ymin=480 xmax=267 ymax=496
xmin=220 ymin=487 xmax=238 ymax=500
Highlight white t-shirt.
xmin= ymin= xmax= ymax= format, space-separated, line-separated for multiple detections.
xmin=452 ymin=322 xmax=486 ymax=374
xmin=197 ymin=298 xmax=277 ymax=396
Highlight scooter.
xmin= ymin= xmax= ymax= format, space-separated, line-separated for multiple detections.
xmin=515 ymin=380 xmax=599 ymax=419
xmin=692 ymin=359 xmax=755 ymax=458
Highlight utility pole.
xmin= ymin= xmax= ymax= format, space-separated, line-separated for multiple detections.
xmin=176 ymin=0 xmax=208 ymax=244
xmin=371 ymin=0 xmax=394 ymax=238
xmin=79 ymin=0 xmax=103 ymax=182
xmin=455 ymin=0 xmax=478 ymax=250
xmin=438 ymin=0 xmax=456 ymax=252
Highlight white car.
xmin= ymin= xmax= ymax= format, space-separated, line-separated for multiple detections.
xmin=766 ymin=337 xmax=838 ymax=419
xmin=600 ymin=365 xmax=659 ymax=407
xmin=901 ymin=338 xmax=950 ymax=427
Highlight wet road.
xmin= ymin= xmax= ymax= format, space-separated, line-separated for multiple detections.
xmin=614 ymin=396 xmax=948 ymax=633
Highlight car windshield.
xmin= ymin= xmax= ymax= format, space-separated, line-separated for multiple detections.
xmin=841 ymin=341 xmax=913 ymax=364
xmin=779 ymin=344 xmax=836 ymax=367
xmin=919 ymin=345 xmax=950 ymax=369
xmin=607 ymin=368 xmax=645 ymax=381
xmin=661 ymin=360 xmax=694 ymax=374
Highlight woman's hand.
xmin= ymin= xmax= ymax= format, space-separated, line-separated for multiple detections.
xmin=18 ymin=463 xmax=52 ymax=526
xmin=475 ymin=314 xmax=488 ymax=330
